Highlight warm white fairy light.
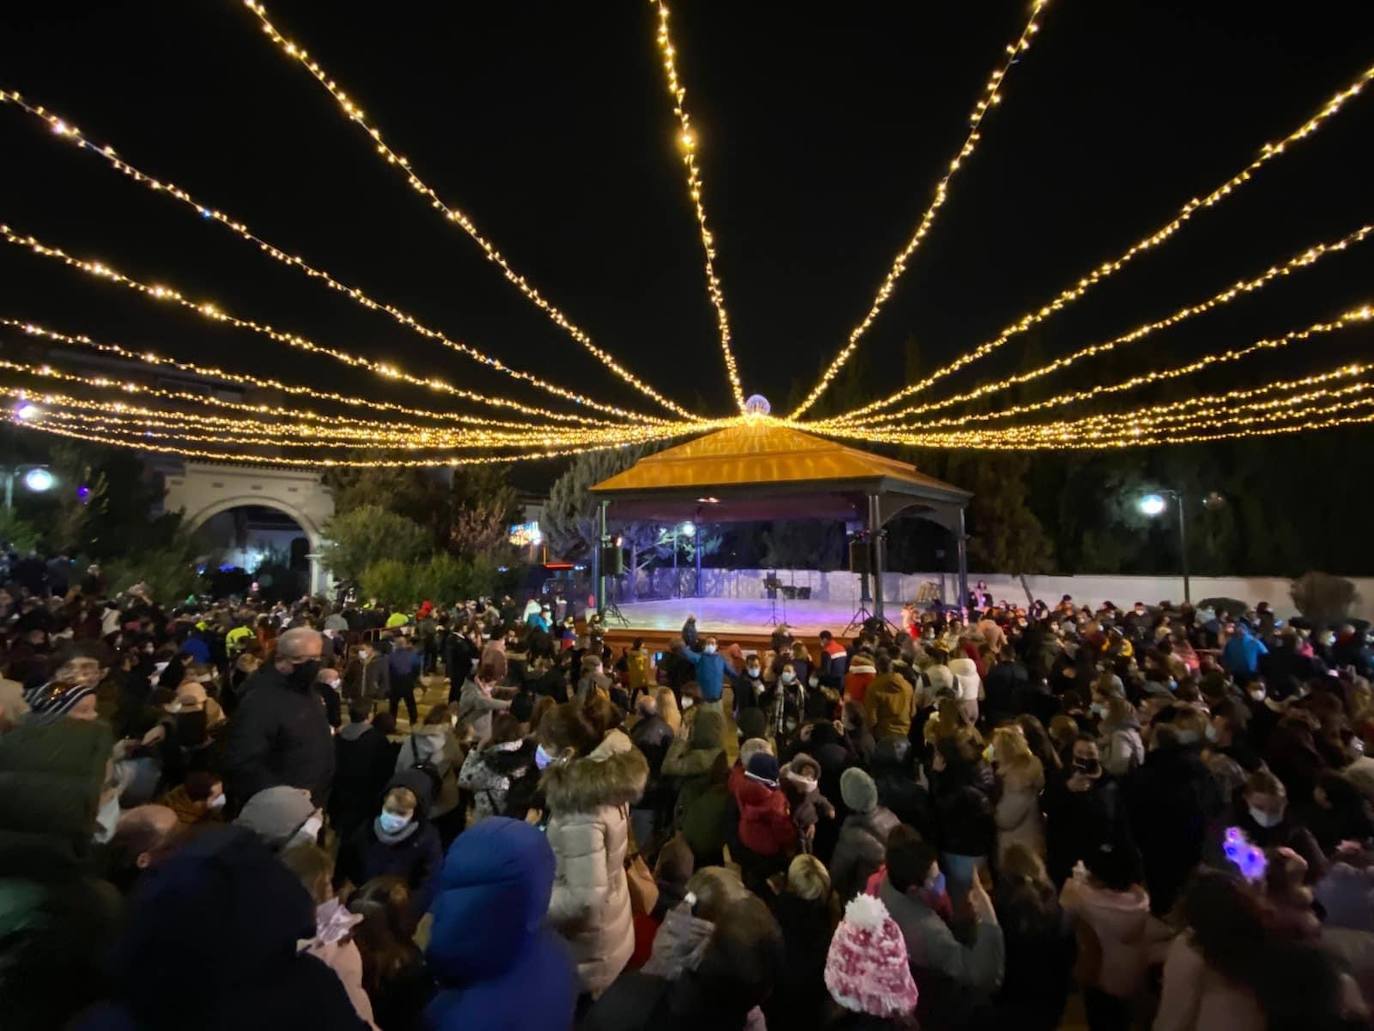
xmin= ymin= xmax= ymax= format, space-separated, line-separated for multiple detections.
xmin=650 ymin=0 xmax=747 ymax=413
xmin=25 ymin=404 xmax=696 ymax=452
xmin=851 ymin=305 xmax=1374 ymax=435
xmin=19 ymin=417 xmax=671 ymax=468
xmin=822 ymin=223 xmax=1374 ymax=427
xmin=0 ymin=316 xmax=599 ymax=430
xmin=826 ymin=362 xmax=1374 ymax=447
xmin=0 ymin=88 xmax=691 ymax=427
xmin=830 ymin=58 xmax=1374 ymax=423
xmin=236 ymin=2 xmax=694 ymax=420
xmin=0 ymin=222 xmax=682 ymax=427
xmin=788 ymin=0 xmax=1052 ymax=420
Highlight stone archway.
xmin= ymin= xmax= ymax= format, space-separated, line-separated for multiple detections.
xmin=160 ymin=462 xmax=335 ymax=594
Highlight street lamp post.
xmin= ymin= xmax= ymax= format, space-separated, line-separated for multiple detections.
xmin=1 ymin=464 xmax=55 ymax=511
xmin=1139 ymin=490 xmax=1190 ymax=604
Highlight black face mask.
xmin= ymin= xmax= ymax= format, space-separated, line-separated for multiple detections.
xmin=1073 ymin=757 xmax=1101 ymax=776
xmin=287 ymin=659 xmax=321 ymax=691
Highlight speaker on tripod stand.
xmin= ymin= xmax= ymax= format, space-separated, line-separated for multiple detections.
xmin=843 ymin=531 xmax=874 ymax=635
xmin=598 ymin=540 xmax=629 ymax=625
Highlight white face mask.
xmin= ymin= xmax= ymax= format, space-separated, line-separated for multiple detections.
xmin=93 ymin=793 xmax=121 ymax=844
xmin=207 ymin=793 xmax=227 ymax=811
xmin=1249 ymin=805 xmax=1283 ymax=829
xmin=780 ymin=671 xmax=796 ymax=685
xmin=808 ymin=676 xmax=820 ymax=688
xmin=747 ymin=666 xmax=761 ymax=677
xmin=681 ymin=697 xmax=695 ymax=710
xmin=703 ymin=644 xmax=717 ymax=654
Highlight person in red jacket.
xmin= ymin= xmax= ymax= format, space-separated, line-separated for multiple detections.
xmin=736 ymin=752 xmax=796 ymax=860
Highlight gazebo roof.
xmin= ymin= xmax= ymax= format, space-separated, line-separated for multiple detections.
xmin=590 ymin=420 xmax=969 ymax=528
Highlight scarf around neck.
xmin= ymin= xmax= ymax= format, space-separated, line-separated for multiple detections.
xmin=373 ymin=814 xmax=420 ymax=845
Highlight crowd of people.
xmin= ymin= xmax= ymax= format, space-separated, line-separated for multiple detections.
xmin=2 ymin=568 xmax=1374 ymax=1030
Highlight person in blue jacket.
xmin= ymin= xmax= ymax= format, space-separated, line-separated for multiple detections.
xmin=679 ymin=633 xmax=727 ymax=708
xmin=1221 ymin=621 xmax=1268 ymax=682
xmin=425 ymin=816 xmax=576 ymax=1030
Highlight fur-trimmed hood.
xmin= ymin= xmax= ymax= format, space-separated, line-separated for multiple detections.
xmin=542 ymin=744 xmax=648 ymax=814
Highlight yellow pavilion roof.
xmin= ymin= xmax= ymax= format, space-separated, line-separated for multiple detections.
xmin=590 ymin=420 xmax=968 ymax=497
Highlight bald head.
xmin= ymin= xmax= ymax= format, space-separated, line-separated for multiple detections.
xmin=114 ymin=804 xmax=180 ymax=869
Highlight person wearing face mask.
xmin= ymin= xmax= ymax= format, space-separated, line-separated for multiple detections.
xmin=762 ymin=662 xmax=805 ymax=742
xmin=678 ymin=633 xmax=727 ymax=712
xmin=1230 ymin=768 xmax=1328 ymax=880
xmin=223 ymin=627 xmax=334 ymax=814
xmin=337 ymin=771 xmax=444 ymax=920
xmin=1044 ymin=735 xmax=1130 ymax=888
xmin=733 ymin=654 xmax=768 ymax=713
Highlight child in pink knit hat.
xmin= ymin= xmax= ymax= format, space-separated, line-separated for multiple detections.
xmin=824 ymin=893 xmax=919 ymax=1021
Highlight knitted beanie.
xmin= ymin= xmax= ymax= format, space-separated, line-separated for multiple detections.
xmin=738 ymin=737 xmax=775 ymax=769
xmin=840 ymin=766 xmax=878 ymax=814
xmin=745 ymin=751 xmax=780 ymax=787
xmin=824 ymin=894 xmax=919 ymax=1017
xmin=23 ymin=681 xmax=95 ymax=719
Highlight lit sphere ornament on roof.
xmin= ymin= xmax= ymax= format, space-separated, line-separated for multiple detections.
xmin=744 ymin=394 xmax=771 ymax=416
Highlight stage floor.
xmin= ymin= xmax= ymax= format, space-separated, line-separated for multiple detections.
xmin=613 ymin=597 xmax=870 ymax=638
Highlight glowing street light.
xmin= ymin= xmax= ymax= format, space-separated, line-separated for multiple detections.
xmin=1 ymin=463 xmax=55 ymax=511
xmin=22 ymin=467 xmax=54 ymax=493
xmin=679 ymin=520 xmax=696 ymax=537
xmin=1137 ymin=489 xmax=1189 ymax=603
xmin=1138 ymin=493 xmax=1168 ymax=517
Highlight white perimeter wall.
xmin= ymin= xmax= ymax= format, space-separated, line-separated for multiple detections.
xmin=685 ymin=569 xmax=1374 ymax=621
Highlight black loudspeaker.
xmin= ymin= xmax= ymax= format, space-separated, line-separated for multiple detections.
xmin=848 ymin=535 xmax=870 ymax=574
xmin=599 ymin=544 xmax=625 ymax=575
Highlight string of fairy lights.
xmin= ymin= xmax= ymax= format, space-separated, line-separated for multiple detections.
xmin=239 ymin=0 xmax=697 ymax=422
xmin=823 ymin=56 xmax=1374 ymax=425
xmin=0 ymin=3 xmax=1369 ymax=466
xmin=650 ymin=0 xmax=747 ymax=414
xmin=787 ymin=0 xmax=1052 ymax=421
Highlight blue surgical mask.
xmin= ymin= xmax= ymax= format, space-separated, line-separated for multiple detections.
xmin=535 ymin=743 xmax=555 ymax=770
xmin=378 ymin=810 xmax=411 ymax=834
xmin=928 ymin=871 xmax=947 ymax=897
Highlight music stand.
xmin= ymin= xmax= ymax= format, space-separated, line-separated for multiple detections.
xmin=763 ymin=571 xmax=782 ymax=626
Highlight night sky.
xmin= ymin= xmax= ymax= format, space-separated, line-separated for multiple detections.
xmin=2 ymin=1 xmax=1373 ymax=445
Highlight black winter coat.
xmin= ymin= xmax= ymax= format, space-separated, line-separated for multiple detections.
xmin=1125 ymin=746 xmax=1222 ymax=915
xmin=223 ymin=665 xmax=335 ymax=811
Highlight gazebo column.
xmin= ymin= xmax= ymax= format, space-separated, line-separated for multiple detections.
xmin=595 ymin=500 xmax=609 ymax=617
xmin=867 ymin=492 xmax=885 ymax=623
xmin=956 ymin=507 xmax=970 ymax=615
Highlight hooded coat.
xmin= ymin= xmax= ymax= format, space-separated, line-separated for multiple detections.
xmin=0 ymin=717 xmax=111 ymax=876
xmin=736 ymin=776 xmax=796 ymax=858
xmin=329 ymin=722 xmax=399 ymax=841
xmin=542 ymin=734 xmax=649 ymax=995
xmin=395 ymin=723 xmax=463 ymax=819
xmin=425 ymin=817 xmax=576 ymax=1030
xmin=76 ymin=827 xmax=368 ymax=1031
xmin=336 ymin=769 xmax=443 ymax=917
xmin=830 ymin=805 xmax=902 ymax=901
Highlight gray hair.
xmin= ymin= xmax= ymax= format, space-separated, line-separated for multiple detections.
xmin=277 ymin=627 xmax=323 ymax=662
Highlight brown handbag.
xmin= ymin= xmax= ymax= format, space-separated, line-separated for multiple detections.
xmin=625 ymin=851 xmax=660 ymax=916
